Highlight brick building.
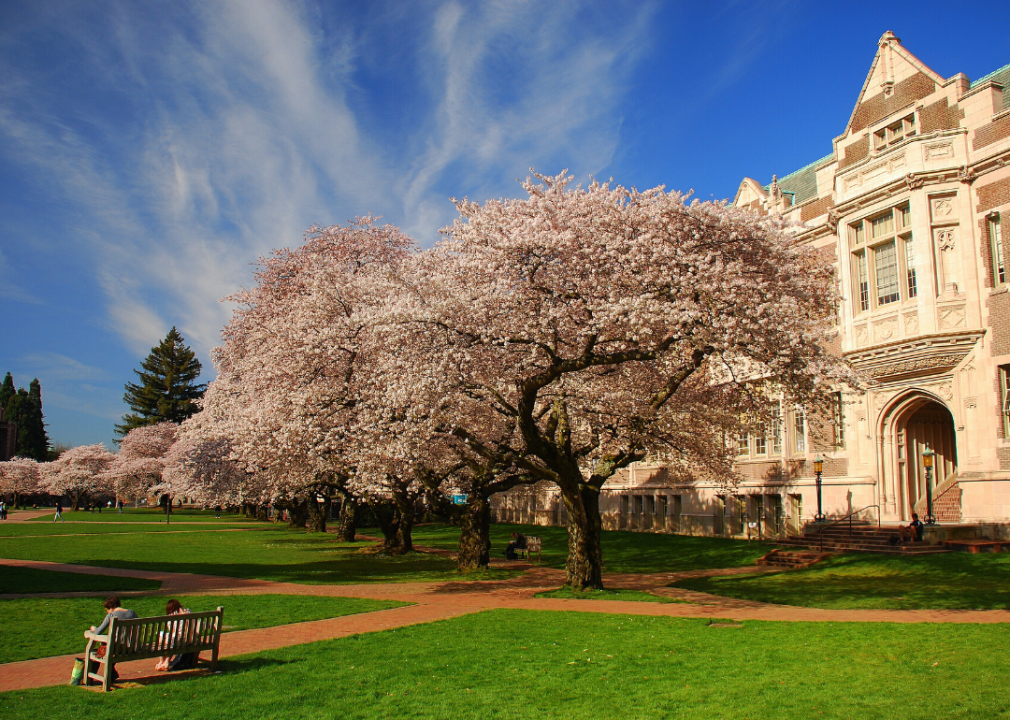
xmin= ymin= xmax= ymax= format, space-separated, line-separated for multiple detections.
xmin=492 ymin=33 xmax=1010 ymax=539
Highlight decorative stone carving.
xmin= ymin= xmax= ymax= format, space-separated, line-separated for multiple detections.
xmin=932 ymin=197 xmax=953 ymax=217
xmin=958 ymin=165 xmax=977 ymax=184
xmin=937 ymin=228 xmax=956 ymax=251
xmin=935 ymin=383 xmax=954 ymax=401
xmin=855 ymin=324 xmax=869 ymax=346
xmin=903 ymin=312 xmax=919 ymax=335
xmin=923 ymin=141 xmax=954 ymax=161
xmin=904 ymin=173 xmax=924 ymax=190
xmin=938 ymin=305 xmax=967 ymax=329
xmin=873 ymin=390 xmax=897 ymax=413
xmin=873 ymin=317 xmax=897 ymax=342
xmin=826 ymin=208 xmax=840 ymax=232
xmin=964 ymin=397 xmax=977 ymax=410
xmin=864 ymin=354 xmax=963 ymax=379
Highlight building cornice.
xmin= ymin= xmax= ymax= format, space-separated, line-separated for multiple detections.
xmin=791 ymin=145 xmax=1010 ymax=245
xmin=844 ymin=331 xmax=983 ymax=380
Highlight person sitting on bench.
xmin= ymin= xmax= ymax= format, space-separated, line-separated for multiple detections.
xmin=506 ymin=532 xmax=527 ymax=560
xmin=86 ymin=596 xmax=137 ymax=681
xmin=899 ymin=513 xmax=924 ymax=543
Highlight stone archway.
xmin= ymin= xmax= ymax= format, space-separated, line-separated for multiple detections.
xmin=879 ymin=391 xmax=957 ymax=521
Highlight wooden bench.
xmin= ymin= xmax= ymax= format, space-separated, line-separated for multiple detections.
xmin=83 ymin=607 xmax=224 ymax=691
xmin=517 ymin=536 xmax=542 ymax=563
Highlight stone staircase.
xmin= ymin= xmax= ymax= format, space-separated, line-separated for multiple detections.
xmin=775 ymin=521 xmax=950 ymax=555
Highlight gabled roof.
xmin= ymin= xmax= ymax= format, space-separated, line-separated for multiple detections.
xmin=843 ymin=31 xmax=943 ymax=136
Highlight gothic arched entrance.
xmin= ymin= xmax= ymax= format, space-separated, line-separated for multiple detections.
xmin=880 ymin=392 xmax=957 ymax=521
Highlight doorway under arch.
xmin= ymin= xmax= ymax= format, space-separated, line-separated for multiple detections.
xmin=881 ymin=392 xmax=957 ymax=521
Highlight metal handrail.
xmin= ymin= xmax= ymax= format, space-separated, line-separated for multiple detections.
xmin=813 ymin=505 xmax=881 ymax=551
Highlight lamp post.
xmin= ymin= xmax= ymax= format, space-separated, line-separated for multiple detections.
xmin=813 ymin=455 xmax=826 ymax=522
xmin=922 ymin=448 xmax=937 ymax=525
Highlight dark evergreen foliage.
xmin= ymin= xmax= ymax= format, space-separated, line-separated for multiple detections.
xmin=1 ymin=374 xmax=49 ymax=461
xmin=116 ymin=327 xmax=206 ymax=436
xmin=0 ymin=372 xmax=14 ymax=413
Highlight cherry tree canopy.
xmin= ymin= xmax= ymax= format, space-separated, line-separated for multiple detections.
xmin=184 ymin=218 xmax=426 ymax=539
xmin=0 ymin=457 xmax=41 ymax=506
xmin=39 ymin=443 xmax=116 ymax=510
xmin=105 ymin=422 xmax=178 ymax=499
xmin=384 ymin=171 xmax=853 ymax=588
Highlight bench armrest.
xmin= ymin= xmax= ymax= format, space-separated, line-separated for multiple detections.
xmin=84 ymin=630 xmax=109 ymax=643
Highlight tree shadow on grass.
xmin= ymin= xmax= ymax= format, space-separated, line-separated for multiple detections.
xmin=75 ymin=553 xmax=469 ymax=586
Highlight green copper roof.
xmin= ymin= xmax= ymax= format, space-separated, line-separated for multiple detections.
xmin=765 ymin=152 xmax=835 ymax=205
xmin=970 ymin=62 xmax=1010 ymax=110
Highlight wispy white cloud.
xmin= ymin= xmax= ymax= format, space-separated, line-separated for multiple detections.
xmin=0 ymin=0 xmax=655 ymax=368
xmin=18 ymin=352 xmax=110 ymax=383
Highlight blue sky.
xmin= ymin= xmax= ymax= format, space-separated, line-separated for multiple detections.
xmin=1 ymin=0 xmax=1007 ymax=449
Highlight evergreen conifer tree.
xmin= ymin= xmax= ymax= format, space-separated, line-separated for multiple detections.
xmin=1 ymin=377 xmax=50 ymax=461
xmin=0 ymin=372 xmax=14 ymax=413
xmin=116 ymin=327 xmax=206 ymax=436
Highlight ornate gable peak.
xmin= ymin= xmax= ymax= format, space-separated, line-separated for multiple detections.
xmin=842 ymin=31 xmax=945 ymax=138
xmin=733 ymin=177 xmax=769 ymax=208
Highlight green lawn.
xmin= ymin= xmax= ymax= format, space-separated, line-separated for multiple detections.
xmin=0 ymin=524 xmax=256 ymax=537
xmin=0 ymin=566 xmax=161 ymax=594
xmin=412 ymin=523 xmax=776 ymax=573
xmin=0 ymin=594 xmax=407 ymax=664
xmin=3 ymin=610 xmax=1007 ymax=719
xmin=533 ymin=588 xmax=685 ymax=603
xmin=0 ymin=526 xmax=511 ymax=585
xmin=675 ymin=552 xmax=1010 ymax=609
xmin=26 ymin=508 xmax=257 ymax=523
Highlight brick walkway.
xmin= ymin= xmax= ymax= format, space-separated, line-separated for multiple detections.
xmin=3 ymin=555 xmax=1010 ymax=694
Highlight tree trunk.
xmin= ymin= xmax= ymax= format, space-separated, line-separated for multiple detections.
xmin=256 ymin=505 xmax=268 ymax=522
xmin=285 ymin=500 xmax=307 ymax=528
xmin=371 ymin=500 xmax=402 ymax=553
xmin=307 ymin=496 xmax=329 ymax=533
xmin=392 ymin=491 xmax=415 ymax=554
xmin=243 ymin=503 xmax=254 ymax=518
xmin=336 ymin=496 xmax=358 ymax=541
xmin=562 ymin=485 xmax=604 ymax=590
xmin=458 ymin=493 xmax=491 ymax=571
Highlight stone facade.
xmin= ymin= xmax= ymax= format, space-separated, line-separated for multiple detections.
xmin=492 ymin=33 xmax=1010 ymax=539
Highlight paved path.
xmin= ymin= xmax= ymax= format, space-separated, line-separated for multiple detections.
xmin=4 ymin=550 xmax=1010 ymax=694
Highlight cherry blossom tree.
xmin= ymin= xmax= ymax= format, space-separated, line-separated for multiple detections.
xmin=0 ymin=457 xmax=41 ymax=508
xmin=39 ymin=444 xmax=116 ymax=510
xmin=386 ymin=171 xmax=852 ymax=589
xmin=161 ymin=437 xmax=255 ymax=511
xmin=184 ymin=218 xmax=421 ymax=542
xmin=104 ymin=422 xmax=178 ymax=503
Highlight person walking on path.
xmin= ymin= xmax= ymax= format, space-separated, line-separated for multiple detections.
xmin=117 ymin=500 xmax=124 ymax=514
xmin=1 ymin=501 xmax=6 ymax=520
xmin=53 ymin=502 xmax=64 ymax=522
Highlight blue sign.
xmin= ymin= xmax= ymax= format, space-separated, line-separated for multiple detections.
xmin=451 ymin=494 xmax=468 ymax=505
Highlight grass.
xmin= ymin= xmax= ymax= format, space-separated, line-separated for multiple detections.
xmin=3 ymin=609 xmax=1008 ymax=719
xmin=0 ymin=525 xmax=512 ymax=585
xmin=26 ymin=508 xmax=257 ymax=523
xmin=0 ymin=566 xmax=161 ymax=595
xmin=0 ymin=594 xmax=407 ymax=664
xmin=675 ymin=551 xmax=1010 ymax=609
xmin=533 ymin=587 xmax=686 ymax=603
xmin=0 ymin=524 xmax=257 ymax=537
xmin=412 ymin=523 xmax=776 ymax=573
